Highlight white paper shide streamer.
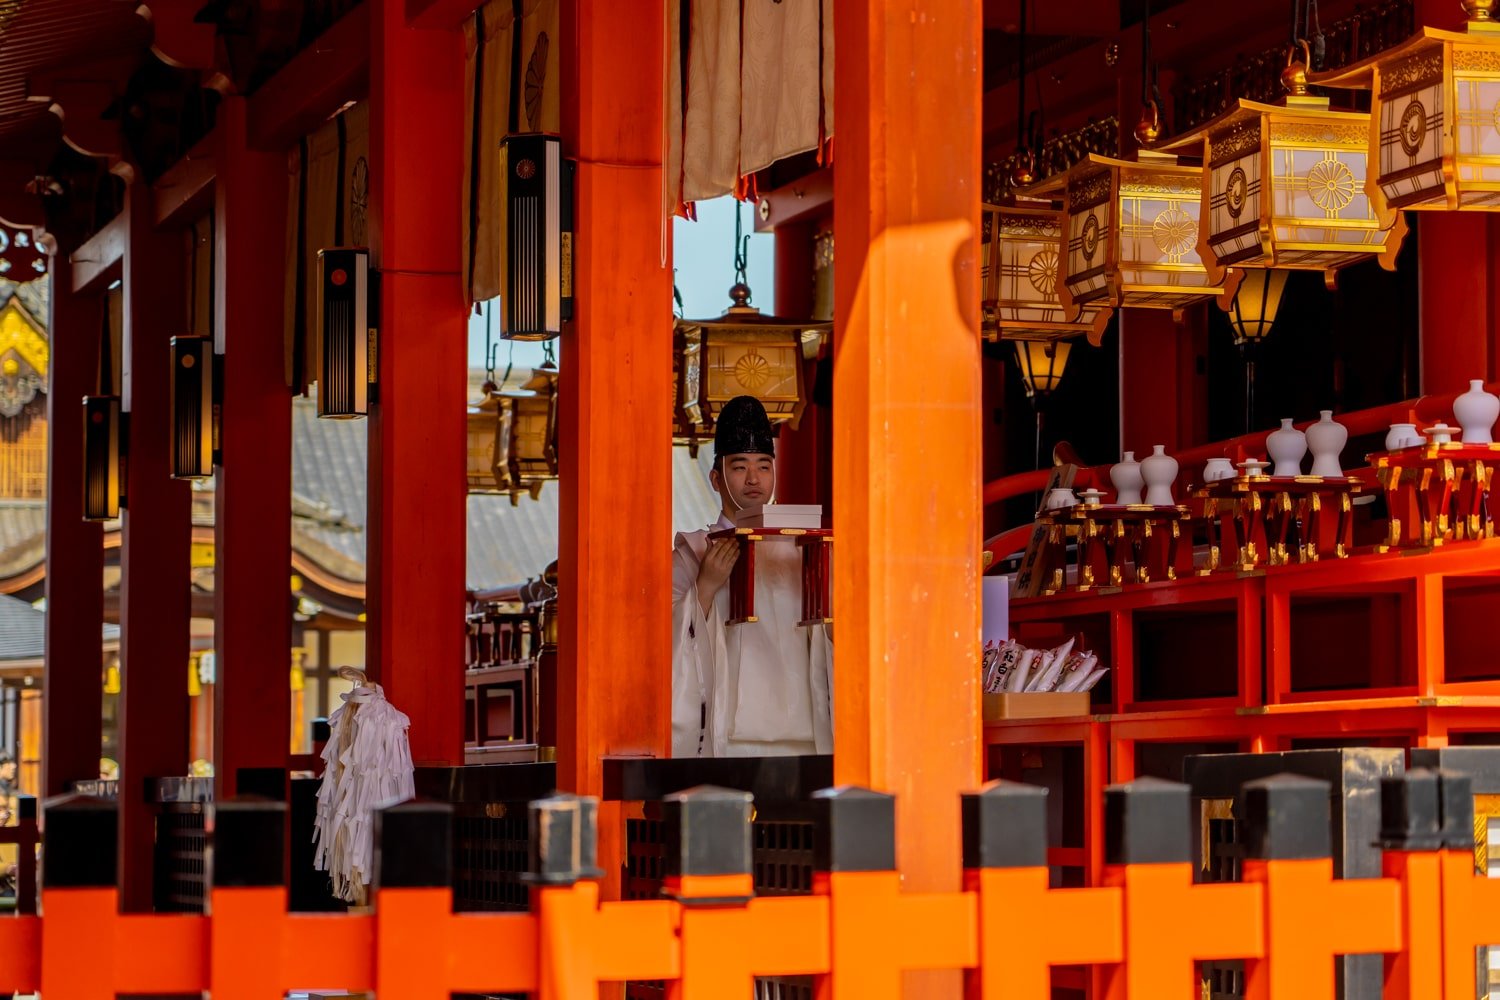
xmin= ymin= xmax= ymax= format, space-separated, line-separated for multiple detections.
xmin=313 ymin=667 xmax=416 ymax=904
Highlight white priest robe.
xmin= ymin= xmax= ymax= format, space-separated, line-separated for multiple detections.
xmin=672 ymin=515 xmax=833 ymax=757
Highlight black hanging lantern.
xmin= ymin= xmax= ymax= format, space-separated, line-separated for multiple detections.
xmin=316 ymin=247 xmax=377 ymax=418
xmin=499 ymin=134 xmax=574 ymax=341
xmin=169 ymin=335 xmax=216 ymax=479
xmin=82 ymin=395 xmax=123 ymax=521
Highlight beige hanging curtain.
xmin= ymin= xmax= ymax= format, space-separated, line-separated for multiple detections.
xmin=283 ymin=101 xmax=371 ymax=394
xmin=666 ymin=0 xmax=833 ymax=214
xmin=462 ymin=0 xmax=562 ymax=307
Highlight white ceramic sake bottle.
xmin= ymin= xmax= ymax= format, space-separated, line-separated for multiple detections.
xmin=1306 ymin=410 xmax=1348 ymax=477
xmin=1140 ymin=445 xmax=1178 ymax=506
xmin=1203 ymin=457 xmax=1235 ymax=483
xmin=1455 ymin=379 xmax=1500 ymax=443
xmin=1110 ymin=451 xmax=1144 ymax=504
xmin=1386 ymin=423 xmax=1420 ymax=450
xmin=1266 ymin=418 xmax=1307 ymax=477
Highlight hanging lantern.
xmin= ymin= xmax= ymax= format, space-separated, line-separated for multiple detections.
xmin=499 ymin=134 xmax=574 ymax=341
xmin=466 ymin=386 xmax=513 ymax=494
xmin=500 ymin=365 xmax=559 ymax=502
xmin=82 ymin=395 xmax=122 ymax=521
xmin=1013 ymin=338 xmax=1073 ymax=398
xmin=1223 ymin=268 xmax=1290 ymax=346
xmin=1156 ymin=43 xmax=1406 ymax=282
xmin=982 ymin=201 xmax=1107 ymax=345
xmin=673 ymin=284 xmax=829 ymax=449
xmin=315 ymin=248 xmax=377 ymax=419
xmin=1314 ymin=4 xmax=1500 ymax=212
xmin=169 ymin=335 xmax=216 ymax=480
xmin=1026 ymin=150 xmax=1233 ymax=334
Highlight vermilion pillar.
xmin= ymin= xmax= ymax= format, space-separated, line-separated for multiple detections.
xmin=367 ymin=0 xmax=466 ymax=765
xmin=556 ymin=0 xmax=671 ymax=852
xmin=832 ymin=0 xmax=983 ymax=951
xmin=1119 ymin=308 xmax=1208 ymax=454
xmin=42 ymin=258 xmax=105 ymax=797
xmin=118 ymin=179 xmax=193 ymax=910
xmin=213 ymin=97 xmax=293 ymax=797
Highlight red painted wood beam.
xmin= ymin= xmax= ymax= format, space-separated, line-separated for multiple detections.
xmin=832 ymin=0 xmax=983 ymax=966
xmin=118 ymin=179 xmax=193 ymax=911
xmin=68 ymin=213 xmax=126 ymax=294
xmin=140 ymin=0 xmax=217 ymax=71
xmin=42 ymin=257 xmax=105 ymax=797
xmin=754 ymin=166 xmax=832 ymax=234
xmin=248 ymin=3 xmax=370 ymax=153
xmin=367 ymin=0 xmax=466 ymax=766
xmin=153 ymin=134 xmax=215 ymax=229
xmin=556 ymin=0 xmax=672 ymax=906
xmin=406 ymin=0 xmax=480 ymax=31
xmin=212 ymin=97 xmax=293 ymax=798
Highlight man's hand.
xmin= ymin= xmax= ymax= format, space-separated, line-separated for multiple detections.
xmin=697 ymin=537 xmax=740 ymax=615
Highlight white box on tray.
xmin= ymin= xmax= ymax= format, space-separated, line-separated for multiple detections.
xmin=733 ymin=504 xmax=823 ymax=530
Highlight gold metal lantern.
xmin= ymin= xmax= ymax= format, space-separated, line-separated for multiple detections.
xmin=981 ymin=201 xmax=1107 ymax=345
xmin=673 ymin=283 xmax=829 ymax=455
xmin=466 ymin=387 xmax=512 ymax=494
xmin=1159 ymin=45 xmax=1408 ymax=281
xmin=1026 ymin=151 xmax=1233 ymax=336
xmin=1315 ymin=3 xmax=1500 ymax=212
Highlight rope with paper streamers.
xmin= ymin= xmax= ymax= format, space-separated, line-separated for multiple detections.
xmin=312 ymin=667 xmax=416 ymax=905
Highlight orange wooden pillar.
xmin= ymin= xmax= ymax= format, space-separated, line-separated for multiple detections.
xmin=556 ymin=0 xmax=672 ymax=880
xmin=42 ymin=257 xmax=105 ymax=796
xmin=213 ymin=97 xmax=293 ymax=796
xmin=775 ymin=219 xmax=828 ymax=506
xmin=1419 ymin=214 xmax=1490 ymax=393
xmin=119 ymin=178 xmax=193 ymax=910
xmin=367 ymin=0 xmax=467 ymax=765
xmin=831 ymin=0 xmax=983 ymax=966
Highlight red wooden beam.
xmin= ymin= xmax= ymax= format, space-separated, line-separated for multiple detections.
xmin=248 ymin=3 xmax=370 ymax=152
xmin=118 ymin=179 xmax=193 ymax=910
xmin=367 ymin=0 xmax=466 ymax=765
xmin=153 ymin=134 xmax=215 ymax=229
xmin=42 ymin=257 xmax=106 ymax=796
xmin=68 ymin=213 xmax=126 ymax=294
xmin=212 ymin=97 xmax=293 ymax=798
xmin=406 ymin=0 xmax=480 ymax=31
xmin=753 ymin=166 xmax=833 ymax=234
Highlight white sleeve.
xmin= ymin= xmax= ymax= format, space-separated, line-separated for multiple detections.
xmin=671 ymin=539 xmax=713 ymax=757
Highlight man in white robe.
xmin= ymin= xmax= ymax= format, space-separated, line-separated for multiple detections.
xmin=672 ymin=396 xmax=832 ymax=757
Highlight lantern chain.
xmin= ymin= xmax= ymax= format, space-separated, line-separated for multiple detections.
xmin=733 ymin=199 xmax=751 ymax=303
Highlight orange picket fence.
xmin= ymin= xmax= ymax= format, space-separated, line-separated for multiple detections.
xmin=0 ymin=771 xmax=1495 ymax=999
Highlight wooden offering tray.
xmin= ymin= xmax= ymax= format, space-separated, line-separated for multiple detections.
xmin=1193 ymin=474 xmax=1364 ymax=571
xmin=1035 ymin=503 xmax=1192 ymax=591
xmin=982 ymin=691 xmax=1092 ymax=721
xmin=1370 ymin=442 xmax=1500 ymax=548
xmin=706 ymin=526 xmax=833 ymax=627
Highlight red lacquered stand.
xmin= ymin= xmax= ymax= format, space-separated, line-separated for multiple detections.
xmin=1193 ymin=474 xmax=1364 ymax=571
xmin=707 ymin=527 xmax=833 ymax=627
xmin=1371 ymin=442 xmax=1500 ymax=548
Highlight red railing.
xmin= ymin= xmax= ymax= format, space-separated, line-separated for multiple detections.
xmin=982 ymin=384 xmax=1498 ymax=566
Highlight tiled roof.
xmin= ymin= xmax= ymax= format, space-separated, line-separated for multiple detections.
xmin=290 ymin=395 xmax=724 ymax=591
xmin=0 ymin=592 xmax=118 ymax=662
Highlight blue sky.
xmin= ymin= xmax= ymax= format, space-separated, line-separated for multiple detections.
xmin=466 ymin=195 xmax=776 ymax=371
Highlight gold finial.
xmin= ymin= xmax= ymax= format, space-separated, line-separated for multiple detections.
xmin=1134 ymin=100 xmax=1162 ymax=145
xmin=1465 ymin=0 xmax=1498 ymax=22
xmin=1282 ymin=40 xmax=1311 ymax=97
